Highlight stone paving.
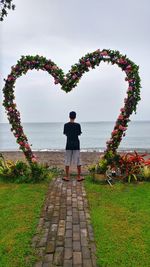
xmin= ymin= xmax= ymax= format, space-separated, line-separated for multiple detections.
xmin=32 ymin=177 xmax=97 ymax=267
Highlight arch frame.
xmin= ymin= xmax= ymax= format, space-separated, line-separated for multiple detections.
xmin=3 ymin=49 xmax=141 ymax=163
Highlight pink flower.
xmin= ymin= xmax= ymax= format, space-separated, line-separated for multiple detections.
xmin=125 ymin=65 xmax=132 ymax=74
xmin=15 ymin=65 xmax=19 ymax=70
xmin=128 ymin=86 xmax=133 ymax=92
xmin=45 ymin=64 xmax=51 ymax=70
xmin=54 ymin=79 xmax=59 ymax=84
xmin=8 ymin=107 xmax=13 ymax=112
xmin=31 ymin=157 xmax=37 ymax=163
xmin=118 ymin=115 xmax=124 ymax=120
xmin=118 ymin=58 xmax=126 ymax=64
xmin=7 ymin=76 xmax=15 ymax=82
xmin=126 ymin=64 xmax=132 ymax=70
xmin=72 ymin=74 xmax=77 ymax=80
xmin=26 ymin=61 xmax=31 ymax=65
xmin=15 ymin=134 xmax=19 ymax=138
xmin=25 ymin=143 xmax=30 ymax=149
xmin=120 ymin=108 xmax=125 ymax=112
xmin=100 ymin=51 xmax=108 ymax=56
xmin=119 ymin=125 xmax=123 ymax=130
xmin=112 ymin=129 xmax=118 ymax=135
xmin=81 ymin=60 xmax=85 ymax=65
xmin=51 ymin=65 xmax=58 ymax=71
xmin=86 ymin=61 xmax=91 ymax=67
xmin=125 ymin=69 xmax=130 ymax=75
xmin=19 ymin=141 xmax=24 ymax=146
xmin=106 ymin=140 xmax=112 ymax=144
xmin=119 ymin=125 xmax=127 ymax=131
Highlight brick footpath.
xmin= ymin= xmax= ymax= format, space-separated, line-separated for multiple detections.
xmin=32 ymin=177 xmax=97 ymax=267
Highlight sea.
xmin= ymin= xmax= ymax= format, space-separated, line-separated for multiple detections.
xmin=0 ymin=121 xmax=150 ymax=152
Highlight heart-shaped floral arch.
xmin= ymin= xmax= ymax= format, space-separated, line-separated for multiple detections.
xmin=3 ymin=49 xmax=141 ymax=164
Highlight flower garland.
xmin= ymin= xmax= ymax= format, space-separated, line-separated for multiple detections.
xmin=3 ymin=50 xmax=141 ymax=164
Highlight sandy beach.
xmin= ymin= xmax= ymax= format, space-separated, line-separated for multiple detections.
xmin=1 ymin=151 xmax=103 ymax=174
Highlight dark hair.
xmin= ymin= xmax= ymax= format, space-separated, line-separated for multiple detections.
xmin=69 ymin=111 xmax=76 ymax=119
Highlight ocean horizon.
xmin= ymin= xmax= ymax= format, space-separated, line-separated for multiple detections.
xmin=0 ymin=121 xmax=150 ymax=152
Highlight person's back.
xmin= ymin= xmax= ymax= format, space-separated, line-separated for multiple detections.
xmin=64 ymin=121 xmax=81 ymax=150
xmin=63 ymin=111 xmax=84 ymax=182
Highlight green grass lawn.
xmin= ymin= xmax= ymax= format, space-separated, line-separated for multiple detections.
xmin=85 ymin=178 xmax=150 ymax=267
xmin=0 ymin=182 xmax=49 ymax=267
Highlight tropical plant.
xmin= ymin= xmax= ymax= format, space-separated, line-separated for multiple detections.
xmin=119 ymin=151 xmax=146 ymax=182
xmin=89 ymin=151 xmax=150 ymax=183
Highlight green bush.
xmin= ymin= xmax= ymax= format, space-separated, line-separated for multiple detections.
xmin=12 ymin=161 xmax=31 ymax=183
xmin=104 ymin=150 xmax=121 ymax=166
xmin=30 ymin=163 xmax=51 ymax=183
xmin=88 ymin=158 xmax=108 ymax=174
xmin=97 ymin=158 xmax=108 ymax=173
xmin=0 ymin=154 xmax=55 ymax=183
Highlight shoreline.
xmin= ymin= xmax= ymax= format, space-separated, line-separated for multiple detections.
xmin=1 ymin=148 xmax=150 ymax=153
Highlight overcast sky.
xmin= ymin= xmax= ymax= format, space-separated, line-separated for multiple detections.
xmin=0 ymin=0 xmax=150 ymax=123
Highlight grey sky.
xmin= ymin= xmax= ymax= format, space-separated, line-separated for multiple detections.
xmin=0 ymin=0 xmax=150 ymax=122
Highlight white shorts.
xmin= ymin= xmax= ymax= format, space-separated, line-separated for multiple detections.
xmin=65 ymin=150 xmax=81 ymax=166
